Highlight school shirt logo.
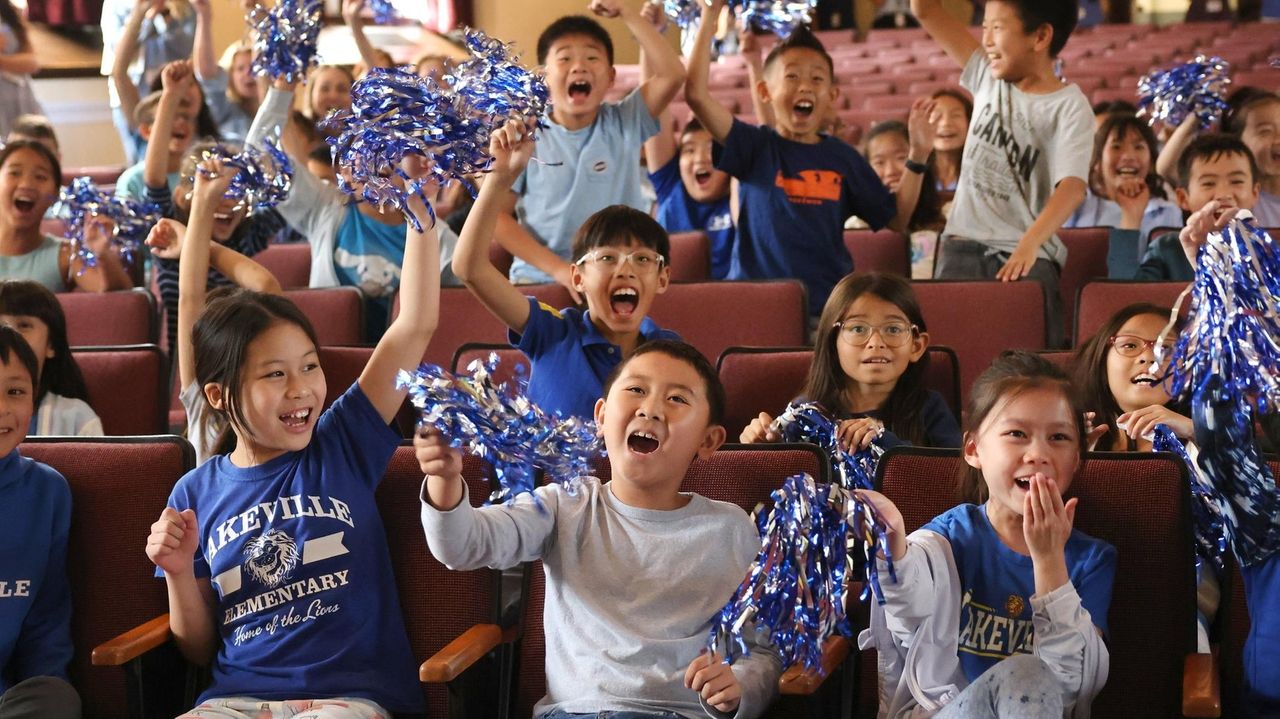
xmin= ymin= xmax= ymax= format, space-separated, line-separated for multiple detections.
xmin=243 ymin=529 xmax=300 ymax=588
xmin=957 ymin=589 xmax=1034 ymax=659
xmin=774 ymin=170 xmax=843 ymax=206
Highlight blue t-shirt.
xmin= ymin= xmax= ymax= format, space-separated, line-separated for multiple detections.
xmin=114 ymin=162 xmax=181 ymax=204
xmin=159 ymin=384 xmax=423 ymax=712
xmin=922 ymin=503 xmax=1116 ymax=684
xmin=715 ymin=120 xmax=894 ymax=316
xmin=0 ymin=450 xmax=73 ymax=692
xmin=650 ymin=156 xmax=735 ymax=280
xmin=510 ymin=90 xmax=662 ymax=284
xmin=510 ymin=297 xmax=681 ymax=419
xmin=334 ymin=207 xmax=409 ymax=339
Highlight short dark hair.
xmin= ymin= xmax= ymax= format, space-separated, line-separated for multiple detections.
xmin=930 ymin=87 xmax=973 ymax=120
xmin=0 ymin=280 xmax=88 ymax=405
xmin=679 ymin=117 xmax=707 ymax=140
xmin=990 ymin=0 xmax=1078 ymax=58
xmin=1227 ymin=91 xmax=1280 ymax=135
xmin=1092 ymin=99 xmax=1138 ymax=116
xmin=1176 ymin=133 xmax=1260 ymax=188
xmin=9 ymin=114 xmax=59 ymax=149
xmin=762 ymin=26 xmax=834 ymax=79
xmin=0 ymin=139 xmax=62 ymax=189
xmin=0 ymin=325 xmax=40 ymax=397
xmin=537 ymin=15 xmax=614 ymax=65
xmin=569 ymin=205 xmax=671 ymax=263
xmin=602 ymin=339 xmax=725 ymax=426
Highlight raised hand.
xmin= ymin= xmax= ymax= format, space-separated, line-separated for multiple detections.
xmin=146 ymin=507 xmax=200 ymax=576
xmin=145 ymin=218 xmax=188 ymax=260
xmin=1022 ymin=474 xmax=1076 ymax=561
xmin=739 ymin=412 xmax=779 ymax=443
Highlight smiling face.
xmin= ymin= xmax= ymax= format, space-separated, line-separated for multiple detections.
xmin=572 ymin=238 xmax=670 ymax=340
xmin=309 ymin=66 xmax=353 ymax=119
xmin=678 ymin=127 xmax=730 ymax=202
xmin=543 ymin=33 xmax=614 ymax=124
xmin=1240 ymin=99 xmax=1280 ymax=181
xmin=762 ymin=47 xmax=837 ymax=141
xmin=867 ymin=131 xmax=910 ymax=193
xmin=1100 ymin=125 xmax=1151 ymax=195
xmin=0 ymin=147 xmax=58 ymax=231
xmin=210 ymin=321 xmax=327 ymax=466
xmin=981 ymin=1 xmax=1044 ymax=83
xmin=0 ymin=314 xmax=52 ymax=378
xmin=834 ymin=293 xmax=927 ymax=400
xmin=1105 ymin=313 xmax=1175 ymax=413
xmin=931 ymin=94 xmax=969 ymax=153
xmin=230 ymin=50 xmax=258 ymax=101
xmin=1176 ymin=151 xmax=1261 ymax=216
xmin=0 ymin=355 xmax=34 ymax=457
xmin=593 ymin=350 xmax=724 ymax=497
xmin=964 ymin=384 xmax=1080 ymax=521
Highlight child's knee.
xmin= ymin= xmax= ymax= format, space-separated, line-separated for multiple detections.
xmin=1 ymin=676 xmax=81 ymax=719
xmin=1001 ymin=654 xmax=1058 ymax=692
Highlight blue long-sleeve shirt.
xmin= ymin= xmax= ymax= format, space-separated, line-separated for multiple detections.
xmin=0 ymin=449 xmax=73 ymax=691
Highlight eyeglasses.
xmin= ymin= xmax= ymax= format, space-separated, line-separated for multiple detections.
xmin=833 ymin=320 xmax=918 ymax=347
xmin=573 ymin=249 xmax=666 ymax=274
xmin=1109 ymin=334 xmax=1176 ymax=358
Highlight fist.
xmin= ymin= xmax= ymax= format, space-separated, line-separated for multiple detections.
xmin=739 ymin=412 xmax=779 ymax=443
xmin=145 ymin=218 xmax=187 ymax=260
xmin=684 ymin=652 xmax=742 ymax=713
xmin=415 ymin=427 xmax=462 ymax=481
xmin=146 ymin=507 xmax=200 ymax=576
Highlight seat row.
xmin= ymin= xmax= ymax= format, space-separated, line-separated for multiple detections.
xmin=34 ymin=436 xmax=1247 ymax=718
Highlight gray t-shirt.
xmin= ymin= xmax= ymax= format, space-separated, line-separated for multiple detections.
xmin=421 ymin=477 xmax=781 ymax=718
xmin=943 ymin=51 xmax=1094 ymax=265
xmin=510 ymin=90 xmax=662 ymax=284
xmin=180 ymin=381 xmax=224 ymax=466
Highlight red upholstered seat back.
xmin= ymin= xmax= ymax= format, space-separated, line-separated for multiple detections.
xmin=405 ymin=285 xmax=572 ymax=369
xmin=1074 ymin=281 xmax=1188 ymax=346
xmin=251 ymin=243 xmax=311 ymax=289
xmin=72 ymin=345 xmax=168 ymax=435
xmin=844 ymin=229 xmax=910 ymax=277
xmin=20 ymin=437 xmax=193 ymax=718
xmin=59 ymin=289 xmax=157 ymax=347
xmin=648 ymin=280 xmax=808 ymax=364
xmin=1058 ymin=227 xmax=1112 ymax=334
xmin=284 ymin=288 xmax=366 ymax=345
xmin=668 ymin=231 xmax=710 ymax=282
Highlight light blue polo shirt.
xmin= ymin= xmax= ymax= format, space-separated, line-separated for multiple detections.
xmin=509 ymin=297 xmax=680 ymax=419
xmin=510 ymin=90 xmax=661 ymax=284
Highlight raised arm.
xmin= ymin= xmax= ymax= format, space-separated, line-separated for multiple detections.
xmin=590 ymin=0 xmax=685 ymax=119
xmin=492 ymin=197 xmax=583 ymax=304
xmin=639 ymin=3 xmax=677 ymax=173
xmin=887 ymin=98 xmax=936 ymax=233
xmin=191 ymin=0 xmax=218 ymax=80
xmin=63 ymin=217 xmax=134 ymax=291
xmin=995 ymin=177 xmax=1087 ymax=281
xmin=0 ymin=21 xmax=39 ymax=75
xmin=145 ymin=60 xmax=194 ymax=189
xmin=146 ymin=507 xmax=219 ymax=666
xmin=342 ymin=0 xmax=386 ymax=75
xmin=111 ymin=0 xmax=152 ymax=133
xmin=683 ymin=0 xmax=734 ymax=142
xmin=358 ymin=160 xmax=442 ymax=422
xmin=910 ymin=0 xmax=980 ymax=68
xmin=455 ymin=122 xmax=538 ymax=334
xmin=739 ymin=27 xmax=775 ymax=127
xmin=1155 ymin=115 xmax=1199 ymax=187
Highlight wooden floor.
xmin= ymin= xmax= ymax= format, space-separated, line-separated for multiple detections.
xmin=29 ymin=24 xmax=103 ymax=78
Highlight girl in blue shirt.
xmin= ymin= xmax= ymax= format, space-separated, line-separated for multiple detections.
xmin=741 ymin=272 xmax=961 ymax=449
xmin=144 ymin=163 xmax=442 ymax=718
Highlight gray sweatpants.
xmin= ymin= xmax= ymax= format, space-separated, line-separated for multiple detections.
xmin=934 ymin=238 xmax=1065 ymax=349
xmin=935 ymin=655 xmax=1064 ymax=719
xmin=0 ymin=676 xmax=81 ymax=719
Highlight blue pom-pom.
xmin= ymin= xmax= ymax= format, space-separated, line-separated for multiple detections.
xmin=1151 ymin=425 xmax=1232 ymax=578
xmin=192 ymin=140 xmax=294 ymax=215
xmin=396 ymin=356 xmax=604 ymax=504
xmin=1137 ymin=55 xmax=1231 ymax=130
xmin=56 ymin=177 xmax=161 ymax=272
xmin=663 ymin=0 xmax=704 ymax=30
xmin=452 ymin=29 xmax=550 ymax=126
xmin=366 ymin=0 xmax=399 ymax=24
xmin=733 ymin=0 xmax=815 ymax=39
xmin=249 ymin=0 xmax=323 ymax=83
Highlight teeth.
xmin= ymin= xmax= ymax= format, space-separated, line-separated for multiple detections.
xmin=283 ymin=408 xmax=310 ymax=420
xmin=633 ymin=430 xmax=657 ymax=440
xmin=613 ymin=288 xmax=638 ymax=297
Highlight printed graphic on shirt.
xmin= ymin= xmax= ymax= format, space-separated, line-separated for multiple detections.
xmin=0 ymin=579 xmax=31 ymax=597
xmin=957 ymin=588 xmax=1034 ymax=660
xmin=964 ymin=102 xmax=1043 ymax=205
xmin=707 ymin=212 xmax=733 ymax=232
xmin=774 ymin=170 xmax=844 ymax=205
xmin=205 ymin=494 xmax=356 ymax=646
xmin=334 ymin=248 xmax=401 ymax=298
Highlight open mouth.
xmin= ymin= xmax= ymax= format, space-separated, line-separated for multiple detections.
xmin=862 ymin=357 xmax=891 ymax=364
xmin=279 ymin=407 xmax=312 ymax=429
xmin=1212 ymin=202 xmax=1237 ymax=219
xmin=1014 ymin=476 xmax=1032 ymax=491
xmin=568 ymin=80 xmax=592 ymax=101
xmin=12 ymin=197 xmax=35 ymax=213
xmin=694 ymin=170 xmax=712 ymax=187
xmin=793 ymin=100 xmax=814 ymax=119
xmin=610 ymin=287 xmax=638 ymax=317
xmin=1131 ymin=372 xmax=1159 ymax=386
xmin=1115 ymin=166 xmax=1141 ymax=177
xmin=627 ymin=430 xmax=660 ymax=454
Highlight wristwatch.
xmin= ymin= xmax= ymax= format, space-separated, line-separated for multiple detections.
xmin=905 ymin=158 xmax=928 ymax=175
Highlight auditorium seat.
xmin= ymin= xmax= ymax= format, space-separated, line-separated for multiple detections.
xmin=59 ymin=289 xmax=157 ymax=347
xmin=285 ymin=287 xmax=366 ymax=345
xmin=1074 ymin=280 xmax=1188 ymax=346
xmin=1058 ymin=226 xmax=1112 ymax=337
xmin=668 ymin=231 xmax=711 ymax=282
xmin=451 ymin=343 xmax=529 ymax=391
xmin=73 ymin=345 xmax=168 ymax=435
xmin=403 ymin=284 xmax=573 ymax=369
xmin=250 ymin=243 xmax=311 ymax=289
xmin=22 ymin=436 xmax=193 ymax=718
xmin=844 ymin=229 xmax=910 ymax=277
xmin=649 ymin=280 xmax=809 ymax=363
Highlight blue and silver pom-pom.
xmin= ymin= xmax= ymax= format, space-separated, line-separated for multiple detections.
xmin=365 ymin=0 xmax=400 ymax=24
xmin=323 ymin=67 xmax=490 ymax=231
xmin=193 ymin=140 xmax=294 ymax=215
xmin=1137 ymin=55 xmax=1231 ymax=130
xmin=662 ymin=0 xmax=705 ymax=30
xmin=57 ymin=177 xmax=161 ymax=272
xmin=734 ymin=0 xmax=815 ymax=39
xmin=452 ymin=29 xmax=550 ymax=125
xmin=1151 ymin=425 xmax=1233 ymax=578
xmin=249 ymin=0 xmax=323 ymax=83
xmin=396 ymin=355 xmax=604 ymax=504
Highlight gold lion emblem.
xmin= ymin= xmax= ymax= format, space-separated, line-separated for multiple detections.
xmin=1006 ymin=594 xmax=1025 ymax=618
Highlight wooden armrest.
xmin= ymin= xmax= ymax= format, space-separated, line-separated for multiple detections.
xmin=420 ymin=623 xmax=514 ymax=683
xmin=1182 ymin=650 xmax=1220 ymax=718
xmin=778 ymin=636 xmax=851 ymax=695
xmin=91 ymin=614 xmax=172 ymax=667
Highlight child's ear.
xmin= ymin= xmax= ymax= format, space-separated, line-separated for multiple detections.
xmin=962 ymin=432 xmax=981 ymax=470
xmin=908 ymin=329 xmax=929 ymax=363
xmin=606 ymin=65 xmax=616 ymax=89
xmin=570 ymin=263 xmax=587 ymax=297
xmin=1175 ymin=187 xmax=1191 ymax=212
xmin=593 ymin=396 xmax=607 ymax=432
xmin=755 ymin=79 xmax=771 ymax=105
xmin=655 ymin=264 xmax=670 ymax=294
xmin=138 ymin=123 xmax=154 ymax=142
xmin=204 ymin=382 xmax=225 ymax=411
xmin=697 ymin=422 xmax=727 ymax=459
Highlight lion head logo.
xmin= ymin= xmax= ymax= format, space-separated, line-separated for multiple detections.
xmin=243 ymin=529 xmax=300 ymax=588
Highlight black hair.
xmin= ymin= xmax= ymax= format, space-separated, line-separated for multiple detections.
xmin=863 ymin=121 xmax=946 ymax=232
xmin=1224 ymin=86 xmax=1274 ymax=132
xmin=0 ymin=139 xmax=62 ymax=190
xmin=989 ymin=0 xmax=1078 ymax=57
xmin=569 ymin=205 xmax=671 ymax=263
xmin=1176 ymin=133 xmax=1261 ymax=189
xmin=1092 ymin=99 xmax=1138 ymax=116
xmin=1227 ymin=90 xmax=1280 ymax=136
xmin=0 ymin=280 xmax=90 ymax=405
xmin=0 ymin=325 xmax=40 ymax=399
xmin=537 ymin=15 xmax=614 ymax=65
xmin=1090 ymin=113 xmax=1167 ymax=200
xmin=0 ymin=0 xmax=29 ymax=50
xmin=192 ymin=288 xmax=321 ymax=455
xmin=308 ymin=143 xmax=334 ymax=164
xmin=679 ymin=117 xmax=707 ymax=139
xmin=147 ymin=65 xmax=221 ymax=141
xmin=602 ymin=339 xmax=725 ymax=426
xmin=8 ymin=114 xmax=59 ymax=149
xmin=762 ymin=26 xmax=834 ymax=78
